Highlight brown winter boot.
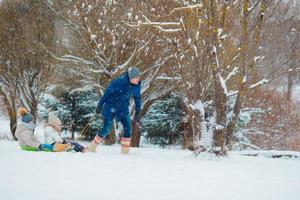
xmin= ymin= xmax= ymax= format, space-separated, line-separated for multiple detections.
xmin=121 ymin=138 xmax=131 ymax=154
xmin=88 ymin=135 xmax=102 ymax=153
xmin=53 ymin=143 xmax=71 ymax=152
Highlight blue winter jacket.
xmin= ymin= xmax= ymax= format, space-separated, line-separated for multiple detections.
xmin=97 ymin=72 xmax=141 ymax=120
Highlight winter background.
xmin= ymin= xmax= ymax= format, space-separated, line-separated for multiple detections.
xmin=1 ymin=0 xmax=300 ymax=200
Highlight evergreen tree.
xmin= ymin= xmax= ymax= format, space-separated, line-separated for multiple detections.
xmin=39 ymin=86 xmax=102 ymax=140
xmin=141 ymin=93 xmax=183 ymax=148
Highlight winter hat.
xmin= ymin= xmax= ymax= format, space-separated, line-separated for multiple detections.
xmin=22 ymin=114 xmax=33 ymax=123
xmin=48 ymin=112 xmax=61 ymax=129
xmin=18 ymin=107 xmax=28 ymax=117
xmin=128 ymin=67 xmax=140 ymax=80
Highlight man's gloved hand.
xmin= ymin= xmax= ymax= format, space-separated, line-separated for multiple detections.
xmin=39 ymin=144 xmax=54 ymax=151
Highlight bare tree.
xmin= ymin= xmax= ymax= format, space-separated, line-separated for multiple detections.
xmin=0 ymin=0 xmax=55 ymax=133
xmin=125 ymin=0 xmax=285 ymax=155
xmin=16 ymin=0 xmax=55 ymax=121
xmin=45 ymin=0 xmax=180 ymax=146
xmin=0 ymin=0 xmax=27 ymax=139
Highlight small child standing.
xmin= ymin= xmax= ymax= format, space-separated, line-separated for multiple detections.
xmin=44 ymin=112 xmax=87 ymax=153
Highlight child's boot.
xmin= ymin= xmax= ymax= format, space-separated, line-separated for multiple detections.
xmin=53 ymin=143 xmax=71 ymax=152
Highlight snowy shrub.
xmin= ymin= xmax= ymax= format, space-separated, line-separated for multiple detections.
xmin=232 ymin=108 xmax=264 ymax=151
xmin=141 ymin=93 xmax=184 ymax=147
xmin=39 ymin=86 xmax=102 ymax=140
xmin=242 ymin=89 xmax=300 ymax=151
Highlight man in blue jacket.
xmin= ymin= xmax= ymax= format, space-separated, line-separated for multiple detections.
xmin=89 ymin=67 xmax=141 ymax=154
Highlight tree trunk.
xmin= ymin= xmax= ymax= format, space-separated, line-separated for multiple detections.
xmin=104 ymin=123 xmax=116 ymax=145
xmin=30 ymin=98 xmax=39 ymax=124
xmin=287 ymin=70 xmax=293 ymax=101
xmin=9 ymin=110 xmax=17 ymax=140
xmin=180 ymin=97 xmax=199 ymax=150
xmin=182 ymin=119 xmax=193 ymax=150
xmin=130 ymin=121 xmax=140 ymax=147
xmin=0 ymin=88 xmax=17 ymax=140
xmin=71 ymin=94 xmax=76 ymax=140
xmin=212 ymin=91 xmax=227 ymax=155
xmin=207 ymin=0 xmax=227 ymax=155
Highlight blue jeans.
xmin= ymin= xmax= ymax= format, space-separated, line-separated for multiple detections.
xmin=97 ymin=114 xmax=131 ymax=138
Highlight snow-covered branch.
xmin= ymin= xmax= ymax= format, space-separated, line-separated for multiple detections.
xmin=227 ymin=78 xmax=269 ymax=97
xmin=154 ymin=26 xmax=182 ymax=33
xmin=156 ymin=76 xmax=181 ymax=81
xmin=225 ymin=67 xmax=239 ymax=82
xmin=219 ymin=73 xmax=228 ymax=94
xmin=59 ymin=55 xmax=96 ymax=66
xmin=248 ymin=0 xmax=262 ymax=13
xmin=249 ymin=78 xmax=269 ymax=89
xmin=126 ymin=16 xmax=182 ymax=33
xmin=170 ymin=3 xmax=203 ymax=14
xmin=189 ymin=100 xmax=205 ymax=117
xmin=111 ymin=47 xmax=137 ymax=76
xmin=126 ymin=21 xmax=181 ymax=27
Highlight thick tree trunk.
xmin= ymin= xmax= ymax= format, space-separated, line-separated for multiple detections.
xmin=0 ymin=88 xmax=17 ymax=140
xmin=180 ymin=97 xmax=203 ymax=150
xmin=9 ymin=110 xmax=17 ymax=140
xmin=130 ymin=121 xmax=140 ymax=147
xmin=104 ymin=124 xmax=116 ymax=145
xmin=226 ymin=90 xmax=245 ymax=148
xmin=212 ymin=88 xmax=227 ymax=155
xmin=182 ymin=120 xmax=193 ymax=150
xmin=130 ymin=87 xmax=175 ymax=147
xmin=207 ymin=0 xmax=227 ymax=155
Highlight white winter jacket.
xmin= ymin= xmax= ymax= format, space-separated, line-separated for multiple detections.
xmin=44 ymin=125 xmax=63 ymax=144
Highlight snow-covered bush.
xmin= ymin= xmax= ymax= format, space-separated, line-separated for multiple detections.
xmin=141 ymin=93 xmax=184 ymax=147
xmin=39 ymin=86 xmax=102 ymax=140
xmin=242 ymin=90 xmax=300 ymax=151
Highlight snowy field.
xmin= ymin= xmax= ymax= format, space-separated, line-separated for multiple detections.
xmin=0 ymin=115 xmax=11 ymax=140
xmin=1 ymin=140 xmax=300 ymax=200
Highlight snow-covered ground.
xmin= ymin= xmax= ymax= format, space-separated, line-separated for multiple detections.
xmin=1 ymin=111 xmax=300 ymax=200
xmin=0 ymin=115 xmax=11 ymax=140
xmin=0 ymin=140 xmax=300 ymax=200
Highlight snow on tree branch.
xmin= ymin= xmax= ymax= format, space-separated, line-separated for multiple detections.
xmin=111 ymin=46 xmax=137 ymax=76
xmin=219 ymin=73 xmax=228 ymax=95
xmin=154 ymin=26 xmax=182 ymax=33
xmin=225 ymin=67 xmax=239 ymax=82
xmin=170 ymin=3 xmax=203 ymax=14
xmin=156 ymin=76 xmax=181 ymax=81
xmin=60 ymin=55 xmax=97 ymax=66
xmin=126 ymin=21 xmax=181 ymax=27
xmin=189 ymin=100 xmax=205 ymax=118
xmin=249 ymin=78 xmax=269 ymax=89
xmin=227 ymin=78 xmax=269 ymax=97
xmin=139 ymin=15 xmax=182 ymax=33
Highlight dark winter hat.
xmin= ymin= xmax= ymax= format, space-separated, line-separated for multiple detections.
xmin=22 ymin=114 xmax=33 ymax=123
xmin=128 ymin=67 xmax=140 ymax=80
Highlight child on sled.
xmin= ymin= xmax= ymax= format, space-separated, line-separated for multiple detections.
xmin=44 ymin=111 xmax=87 ymax=153
xmin=15 ymin=108 xmax=69 ymax=152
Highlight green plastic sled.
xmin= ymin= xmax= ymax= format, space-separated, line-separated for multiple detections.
xmin=21 ymin=146 xmax=53 ymax=152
